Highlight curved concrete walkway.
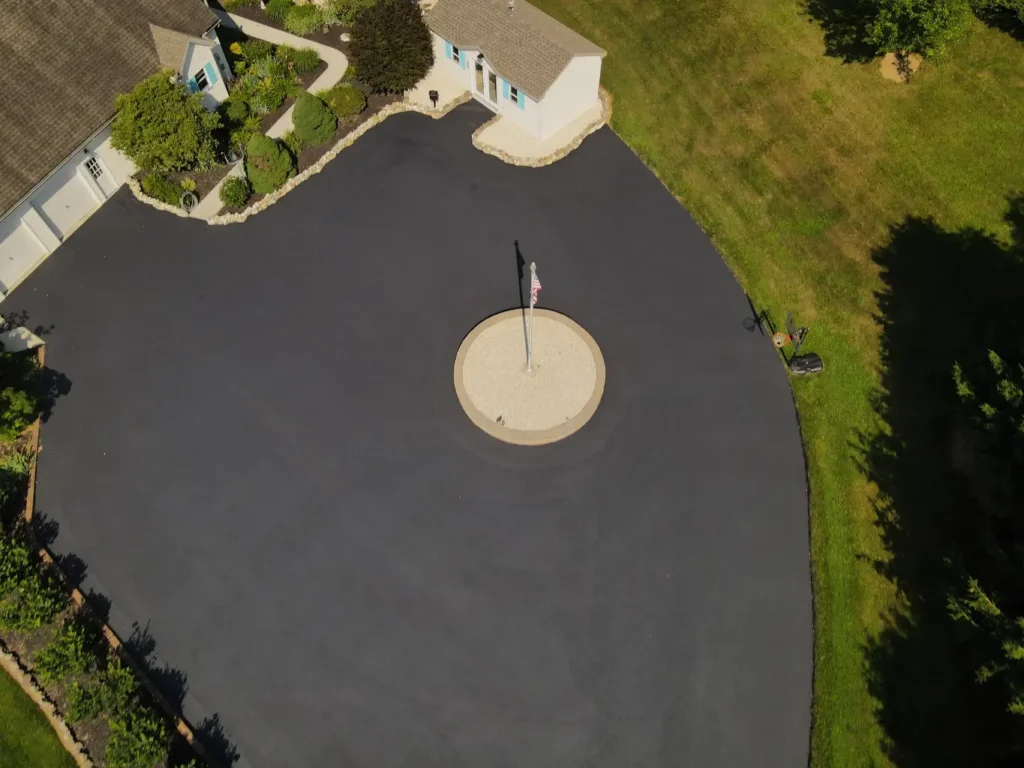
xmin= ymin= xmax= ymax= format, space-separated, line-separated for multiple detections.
xmin=189 ymin=10 xmax=350 ymax=220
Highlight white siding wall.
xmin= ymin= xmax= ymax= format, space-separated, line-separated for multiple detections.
xmin=493 ymin=78 xmax=542 ymax=137
xmin=536 ymin=55 xmax=602 ymax=139
xmin=183 ymin=42 xmax=229 ymax=111
xmin=0 ymin=124 xmax=134 ymax=296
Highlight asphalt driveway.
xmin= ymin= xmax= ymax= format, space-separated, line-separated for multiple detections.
xmin=9 ymin=102 xmax=811 ymax=768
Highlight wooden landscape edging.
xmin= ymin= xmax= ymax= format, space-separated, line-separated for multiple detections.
xmin=15 ymin=342 xmax=223 ymax=768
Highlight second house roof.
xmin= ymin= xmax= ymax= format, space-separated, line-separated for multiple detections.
xmin=425 ymin=0 xmax=605 ymax=101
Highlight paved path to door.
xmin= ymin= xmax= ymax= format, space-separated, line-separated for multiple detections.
xmin=9 ymin=103 xmax=811 ymax=768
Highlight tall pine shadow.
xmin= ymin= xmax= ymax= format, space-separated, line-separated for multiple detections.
xmin=859 ymin=196 xmax=1024 ymax=765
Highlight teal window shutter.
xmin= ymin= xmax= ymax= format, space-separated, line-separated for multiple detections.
xmin=187 ymin=78 xmax=198 ymax=93
xmin=444 ymin=41 xmax=452 ymax=59
xmin=460 ymin=51 xmax=466 ymax=69
xmin=518 ymin=92 xmax=525 ymax=111
xmin=204 ymin=62 xmax=217 ymax=85
xmin=502 ymin=79 xmax=510 ymax=99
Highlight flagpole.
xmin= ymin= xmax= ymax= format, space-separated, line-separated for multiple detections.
xmin=527 ymin=261 xmax=537 ymax=373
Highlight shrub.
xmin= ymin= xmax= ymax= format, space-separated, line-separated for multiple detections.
xmin=222 ymin=0 xmax=257 ymax=9
xmin=245 ymin=133 xmax=296 ymax=194
xmin=239 ymin=38 xmax=273 ymax=61
xmin=285 ymin=4 xmax=325 ymax=35
xmin=66 ymin=681 xmax=104 ymax=723
xmin=106 ymin=711 xmax=169 ymax=768
xmin=281 ymin=130 xmax=306 ymax=157
xmin=276 ymin=45 xmax=321 ymax=73
xmin=0 ymin=568 xmax=66 ymax=632
xmin=219 ymin=176 xmax=252 ymax=208
xmin=224 ymin=96 xmax=249 ymax=124
xmin=140 ymin=173 xmax=184 ymax=206
xmin=350 ymin=0 xmax=433 ymax=92
xmin=34 ymin=614 xmax=99 ymax=683
xmin=325 ymin=0 xmax=377 ymax=25
xmin=265 ymin=0 xmax=294 ymax=22
xmin=292 ymin=92 xmax=337 ymax=144
xmin=239 ymin=56 xmax=294 ymax=113
xmin=229 ymin=114 xmax=264 ymax=150
xmin=0 ymin=449 xmax=33 ymax=512
xmin=867 ymin=0 xmax=972 ymax=57
xmin=0 ymin=387 xmax=37 ymax=442
xmin=318 ymin=83 xmax=367 ymax=119
xmin=180 ymin=177 xmax=197 ymax=193
xmin=111 ymin=72 xmax=221 ymax=172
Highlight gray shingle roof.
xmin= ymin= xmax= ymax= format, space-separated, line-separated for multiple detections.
xmin=0 ymin=0 xmax=217 ymax=216
xmin=425 ymin=0 xmax=605 ymax=101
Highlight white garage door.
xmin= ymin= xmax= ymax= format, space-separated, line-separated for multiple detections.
xmin=0 ymin=218 xmax=46 ymax=294
xmin=36 ymin=163 xmax=99 ymax=239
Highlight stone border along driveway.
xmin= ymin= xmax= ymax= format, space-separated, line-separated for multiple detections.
xmin=0 ymin=329 xmax=223 ymax=768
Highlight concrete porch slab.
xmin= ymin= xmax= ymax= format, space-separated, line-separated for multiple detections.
xmin=471 ymin=91 xmax=611 ymax=167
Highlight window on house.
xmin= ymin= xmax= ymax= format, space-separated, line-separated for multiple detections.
xmin=509 ymin=85 xmax=520 ymax=105
xmin=194 ymin=67 xmax=209 ymax=91
xmin=85 ymin=157 xmax=103 ymax=181
xmin=451 ymin=45 xmax=460 ymax=62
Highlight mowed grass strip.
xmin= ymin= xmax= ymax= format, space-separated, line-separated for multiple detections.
xmin=530 ymin=0 xmax=1024 ymax=764
xmin=0 ymin=666 xmax=76 ymax=768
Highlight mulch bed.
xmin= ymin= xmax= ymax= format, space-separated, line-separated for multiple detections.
xmin=167 ymin=165 xmax=234 ymax=205
xmin=222 ymin=2 xmax=352 ymax=50
xmin=257 ymin=58 xmax=330 ymax=134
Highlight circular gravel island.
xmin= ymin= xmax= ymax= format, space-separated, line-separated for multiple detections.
xmin=454 ymin=309 xmax=606 ymax=445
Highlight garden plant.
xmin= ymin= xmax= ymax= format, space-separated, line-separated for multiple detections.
xmin=245 ymin=133 xmax=296 ymax=194
xmin=350 ymin=0 xmax=433 ymax=92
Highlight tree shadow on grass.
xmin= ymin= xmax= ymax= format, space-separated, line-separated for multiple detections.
xmin=802 ymin=0 xmax=878 ymax=61
xmin=858 ymin=197 xmax=1024 ymax=765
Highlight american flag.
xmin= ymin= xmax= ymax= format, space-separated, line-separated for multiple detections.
xmin=530 ymin=272 xmax=542 ymax=306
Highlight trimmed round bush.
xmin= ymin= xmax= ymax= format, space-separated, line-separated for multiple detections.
xmin=140 ymin=173 xmax=183 ymax=206
xmin=319 ymin=83 xmax=367 ymax=119
xmin=219 ymin=176 xmax=251 ymax=208
xmin=245 ymin=133 xmax=296 ymax=194
xmin=292 ymin=92 xmax=337 ymax=144
xmin=285 ymin=4 xmax=325 ymax=35
xmin=350 ymin=0 xmax=433 ymax=92
xmin=265 ymin=0 xmax=294 ymax=22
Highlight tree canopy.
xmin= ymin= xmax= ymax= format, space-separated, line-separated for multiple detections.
xmin=350 ymin=0 xmax=433 ymax=93
xmin=110 ymin=72 xmax=221 ymax=173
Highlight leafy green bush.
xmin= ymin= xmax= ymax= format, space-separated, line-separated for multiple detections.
xmin=239 ymin=38 xmax=273 ymax=61
xmin=66 ymin=680 xmax=104 ymax=723
xmin=281 ymin=130 xmax=306 ymax=157
xmin=34 ymin=614 xmax=99 ymax=683
xmin=106 ymin=711 xmax=169 ymax=768
xmin=325 ymin=0 xmax=377 ymax=25
xmin=219 ymin=176 xmax=252 ymax=209
xmin=350 ymin=0 xmax=433 ymax=92
xmin=222 ymin=0 xmax=258 ymax=8
xmin=0 ymin=386 xmax=37 ymax=442
xmin=292 ymin=92 xmax=337 ymax=144
xmin=111 ymin=72 xmax=221 ymax=172
xmin=229 ymin=114 xmax=264 ymax=150
xmin=318 ymin=83 xmax=367 ymax=120
xmin=224 ymin=96 xmax=249 ymax=124
xmin=0 ymin=448 xmax=33 ymax=512
xmin=0 ymin=526 xmax=66 ymax=632
xmin=285 ymin=4 xmax=325 ymax=35
xmin=238 ymin=56 xmax=294 ymax=113
xmin=867 ymin=0 xmax=972 ymax=58
xmin=276 ymin=45 xmax=322 ymax=73
xmin=245 ymin=133 xmax=296 ymax=194
xmin=265 ymin=0 xmax=294 ymax=22
xmin=180 ymin=177 xmax=197 ymax=193
xmin=140 ymin=173 xmax=184 ymax=206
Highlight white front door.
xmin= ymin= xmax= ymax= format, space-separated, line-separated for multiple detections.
xmin=473 ymin=56 xmax=499 ymax=112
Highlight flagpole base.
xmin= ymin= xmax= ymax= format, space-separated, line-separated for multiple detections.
xmin=454 ymin=309 xmax=605 ymax=446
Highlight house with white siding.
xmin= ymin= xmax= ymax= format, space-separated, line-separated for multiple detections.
xmin=425 ymin=0 xmax=605 ymax=141
xmin=0 ymin=0 xmax=231 ymax=298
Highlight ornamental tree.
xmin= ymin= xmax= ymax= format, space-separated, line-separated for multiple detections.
xmin=110 ymin=72 xmax=221 ymax=172
xmin=292 ymin=92 xmax=337 ymax=144
xmin=350 ymin=0 xmax=433 ymax=93
xmin=245 ymin=133 xmax=296 ymax=194
xmin=866 ymin=0 xmax=972 ymax=59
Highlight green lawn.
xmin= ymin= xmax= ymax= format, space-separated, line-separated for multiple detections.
xmin=0 ymin=665 xmax=76 ymax=768
xmin=531 ymin=0 xmax=1024 ymax=764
